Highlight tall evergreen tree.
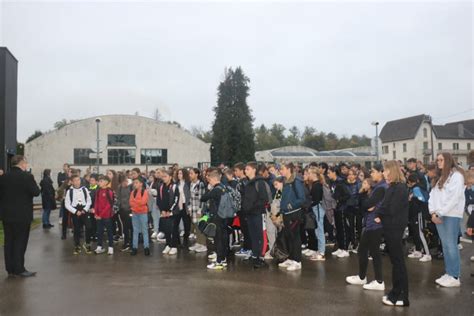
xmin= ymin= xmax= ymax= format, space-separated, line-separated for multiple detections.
xmin=211 ymin=67 xmax=255 ymax=165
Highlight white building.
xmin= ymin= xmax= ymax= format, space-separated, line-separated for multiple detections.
xmin=379 ymin=114 xmax=474 ymax=166
xmin=25 ymin=115 xmax=211 ymax=181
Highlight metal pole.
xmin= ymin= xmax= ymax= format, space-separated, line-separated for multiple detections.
xmin=96 ymin=121 xmax=100 ymax=174
xmin=375 ymin=123 xmax=379 ymax=163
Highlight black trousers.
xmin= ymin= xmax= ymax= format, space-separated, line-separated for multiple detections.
xmin=72 ymin=214 xmax=91 ymax=247
xmin=173 ymin=207 xmax=191 ymax=246
xmin=385 ymin=228 xmax=409 ymax=303
xmin=119 ymin=211 xmax=133 ymax=246
xmin=247 ymin=213 xmax=263 ymax=258
xmin=212 ymin=216 xmax=229 ymax=263
xmin=61 ymin=207 xmax=69 ymax=238
xmin=283 ymin=210 xmax=303 ymax=262
xmin=3 ymin=221 xmax=31 ymax=275
xmin=358 ymin=228 xmax=383 ymax=282
xmin=335 ymin=210 xmax=352 ymax=250
xmin=238 ymin=212 xmax=251 ymax=250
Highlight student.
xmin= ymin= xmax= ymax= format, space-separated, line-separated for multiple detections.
xmin=57 ymin=178 xmax=72 ymax=240
xmin=107 ymin=169 xmax=121 ymax=242
xmin=93 ymin=176 xmax=115 ymax=255
xmin=117 ymin=174 xmax=132 ymax=252
xmin=150 ymin=170 xmax=162 ymax=240
xmin=65 ymin=175 xmax=92 ymax=255
xmin=157 ymin=170 xmax=179 ymax=255
xmin=466 ymin=170 xmax=474 ymax=262
xmin=130 ymin=178 xmax=150 ymax=256
xmin=406 ymin=158 xmax=428 ymax=191
xmin=201 ymin=169 xmax=227 ymax=270
xmin=242 ymin=162 xmax=270 ymax=268
xmin=406 ymin=174 xmax=431 ymax=262
xmin=328 ymin=166 xmax=351 ymax=258
xmin=234 ymin=162 xmax=251 ymax=257
xmin=380 ymin=161 xmax=410 ymax=307
xmin=174 ymin=169 xmax=192 ymax=247
xmin=88 ymin=174 xmax=99 ymax=242
xmin=188 ymin=168 xmax=207 ymax=253
xmin=346 ymin=164 xmax=387 ymax=291
xmin=40 ymin=169 xmax=56 ymax=229
xmin=345 ymin=169 xmax=361 ymax=252
xmin=429 ymin=153 xmax=466 ymax=288
xmin=278 ymin=162 xmax=306 ymax=271
xmin=308 ymin=167 xmax=326 ymax=261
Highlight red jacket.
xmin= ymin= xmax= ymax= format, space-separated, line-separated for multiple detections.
xmin=94 ymin=188 xmax=115 ymax=219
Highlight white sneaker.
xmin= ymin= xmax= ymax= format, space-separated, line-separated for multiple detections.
xmin=438 ymin=275 xmax=461 ymax=288
xmin=208 ymin=252 xmax=217 ymax=260
xmin=195 ymin=245 xmax=208 ymax=253
xmin=157 ymin=232 xmax=165 ymax=239
xmin=151 ymin=232 xmax=158 ymax=239
xmin=264 ymin=252 xmax=274 ymax=260
xmin=287 ymin=261 xmax=302 ymax=271
xmin=162 ymin=246 xmax=171 ymax=254
xmin=458 ymin=244 xmax=463 ymax=250
xmin=332 ymin=249 xmax=342 ymax=256
xmin=188 ymin=244 xmax=198 ymax=252
xmin=310 ymin=252 xmax=326 ymax=261
xmin=302 ymin=249 xmax=311 ymax=255
xmin=168 ymin=248 xmax=178 ymax=255
xmin=337 ymin=250 xmax=350 ymax=258
xmin=304 ymin=250 xmax=316 ymax=257
xmin=108 ymin=247 xmax=114 ymax=255
xmin=408 ymin=251 xmax=422 ymax=259
xmin=346 ymin=275 xmax=367 ymax=285
xmin=435 ymin=274 xmax=449 ymax=285
xmin=95 ymin=246 xmax=105 ymax=254
xmin=278 ymin=259 xmax=294 ymax=268
xmin=419 ymin=254 xmax=432 ymax=262
xmin=471 ymin=256 xmax=474 ymax=262
xmin=382 ymin=297 xmax=405 ymax=306
xmin=189 ymin=233 xmax=196 ymax=240
xmin=363 ymin=280 xmax=385 ymax=291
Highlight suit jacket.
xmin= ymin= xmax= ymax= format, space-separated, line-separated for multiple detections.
xmin=0 ymin=167 xmax=41 ymax=223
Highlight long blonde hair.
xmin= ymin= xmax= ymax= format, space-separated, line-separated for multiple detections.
xmin=384 ymin=160 xmax=405 ymax=184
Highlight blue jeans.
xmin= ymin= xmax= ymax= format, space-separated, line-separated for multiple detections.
xmin=151 ymin=204 xmax=160 ymax=233
xmin=313 ymin=204 xmax=325 ymax=254
xmin=132 ymin=213 xmax=149 ymax=249
xmin=42 ymin=209 xmax=51 ymax=225
xmin=97 ymin=218 xmax=114 ymax=248
xmin=436 ymin=216 xmax=461 ymax=278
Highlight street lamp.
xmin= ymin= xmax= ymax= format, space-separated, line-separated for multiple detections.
xmin=371 ymin=121 xmax=380 ymax=163
xmin=95 ymin=118 xmax=102 ymax=174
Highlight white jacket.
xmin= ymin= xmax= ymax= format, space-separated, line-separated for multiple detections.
xmin=429 ymin=170 xmax=465 ymax=218
xmin=65 ymin=187 xmax=92 ymax=214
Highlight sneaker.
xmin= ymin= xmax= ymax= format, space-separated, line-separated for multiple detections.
xmin=337 ymin=250 xmax=350 ymax=258
xmin=301 ymin=244 xmax=307 ymax=249
xmin=108 ymin=247 xmax=114 ymax=255
xmin=151 ymin=232 xmax=158 ymax=239
xmin=195 ymin=245 xmax=208 ymax=253
xmin=304 ymin=250 xmax=316 ymax=257
xmin=83 ymin=244 xmax=93 ymax=254
xmin=382 ymin=297 xmax=406 ymax=307
xmin=157 ymin=232 xmax=165 ymax=239
xmin=121 ymin=244 xmax=130 ymax=252
xmin=302 ymin=249 xmax=311 ymax=255
xmin=168 ymin=248 xmax=178 ymax=255
xmin=73 ymin=246 xmax=82 ymax=255
xmin=368 ymin=256 xmax=373 ymax=261
xmin=471 ymin=256 xmax=474 ymax=262
xmin=278 ymin=259 xmax=294 ymax=268
xmin=207 ymin=262 xmax=225 ymax=270
xmin=458 ymin=244 xmax=463 ymax=250
xmin=180 ymin=231 xmax=185 ymax=237
xmin=419 ymin=254 xmax=432 ymax=262
xmin=162 ymin=246 xmax=171 ymax=254
xmin=363 ymin=280 xmax=385 ymax=291
xmin=189 ymin=233 xmax=196 ymax=240
xmin=408 ymin=251 xmax=422 ymax=259
xmin=188 ymin=244 xmax=198 ymax=252
xmin=235 ymin=249 xmax=251 ymax=257
xmin=346 ymin=275 xmax=367 ymax=285
xmin=95 ymin=246 xmax=106 ymax=254
xmin=208 ymin=252 xmax=217 ymax=260
xmin=144 ymin=248 xmax=150 ymax=256
xmin=310 ymin=253 xmax=326 ymax=261
xmin=253 ymin=258 xmax=267 ymax=269
xmin=264 ymin=252 xmax=274 ymax=260
xmin=435 ymin=274 xmax=449 ymax=285
xmin=287 ymin=261 xmax=302 ymax=271
xmin=438 ymin=275 xmax=461 ymax=288
xmin=332 ymin=249 xmax=342 ymax=256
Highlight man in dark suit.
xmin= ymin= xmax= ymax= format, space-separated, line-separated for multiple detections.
xmin=0 ymin=155 xmax=40 ymax=277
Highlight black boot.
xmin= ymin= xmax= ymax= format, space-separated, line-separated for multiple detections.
xmin=144 ymin=248 xmax=150 ymax=256
xmin=130 ymin=248 xmax=138 ymax=256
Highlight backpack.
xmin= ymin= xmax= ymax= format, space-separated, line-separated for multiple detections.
xmin=217 ymin=185 xmax=241 ymax=219
xmin=69 ymin=187 xmax=89 ymax=207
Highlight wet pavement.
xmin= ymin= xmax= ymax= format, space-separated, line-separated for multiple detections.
xmin=0 ymin=213 xmax=473 ymax=316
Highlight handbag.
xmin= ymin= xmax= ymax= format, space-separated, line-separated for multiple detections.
xmin=270 ymin=230 xmax=289 ymax=263
xmin=304 ymin=211 xmax=317 ymax=230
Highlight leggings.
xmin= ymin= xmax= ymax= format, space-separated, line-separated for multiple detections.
xmin=358 ymin=228 xmax=383 ymax=282
xmin=335 ymin=210 xmax=352 ymax=250
xmin=283 ymin=210 xmax=303 ymax=263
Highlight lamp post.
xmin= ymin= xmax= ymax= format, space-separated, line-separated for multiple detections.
xmin=371 ymin=121 xmax=380 ymax=163
xmin=95 ymin=118 xmax=102 ymax=173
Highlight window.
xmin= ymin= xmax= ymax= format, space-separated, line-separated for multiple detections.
xmin=108 ymin=149 xmax=136 ymax=165
xmin=403 ymin=158 xmax=407 ymax=164
xmin=438 ymin=143 xmax=442 ymax=150
xmin=107 ymin=134 xmax=136 ymax=147
xmin=423 ymin=156 xmax=429 ymax=166
xmin=393 ymin=143 xmax=395 ymax=148
xmin=468 ymin=143 xmax=471 ymax=150
xmin=453 ymin=143 xmax=459 ymax=150
xmin=403 ymin=143 xmax=407 ymax=152
xmin=392 ymin=150 xmax=396 ymax=160
xmin=140 ymin=149 xmax=168 ymax=164
xmin=383 ymin=146 xmax=389 ymax=154
xmin=73 ymin=148 xmax=102 ymax=165
xmin=423 ymin=142 xmax=429 ymax=150
xmin=423 ymin=128 xmax=428 ymax=138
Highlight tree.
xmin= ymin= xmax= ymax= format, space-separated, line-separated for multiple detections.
xmin=211 ymin=67 xmax=255 ymax=165
xmin=286 ymin=126 xmax=301 ymax=146
xmin=190 ymin=126 xmax=213 ymax=143
xmin=26 ymin=130 xmax=43 ymax=143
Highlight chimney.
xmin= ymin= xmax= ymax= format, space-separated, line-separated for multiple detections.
xmin=458 ymin=124 xmax=464 ymax=138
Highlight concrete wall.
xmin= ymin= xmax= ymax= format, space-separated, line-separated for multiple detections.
xmin=25 ymin=115 xmax=210 ymax=183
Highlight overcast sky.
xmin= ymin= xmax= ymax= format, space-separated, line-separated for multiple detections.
xmin=1 ymin=0 xmax=472 ymax=142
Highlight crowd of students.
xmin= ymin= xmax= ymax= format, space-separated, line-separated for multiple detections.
xmin=38 ymin=152 xmax=473 ymax=308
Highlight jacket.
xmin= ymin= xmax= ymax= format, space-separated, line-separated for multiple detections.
xmin=177 ymin=180 xmax=191 ymax=211
xmin=280 ymin=175 xmax=305 ymax=214
xmin=361 ymin=180 xmax=388 ymax=231
xmin=40 ymin=176 xmax=57 ymax=210
xmin=331 ymin=177 xmax=351 ymax=212
xmin=241 ymin=177 xmax=269 ymax=215
xmin=117 ymin=185 xmax=131 ymax=214
xmin=310 ymin=181 xmax=323 ymax=207
xmin=130 ymin=188 xmax=149 ymax=214
xmin=65 ymin=186 xmax=92 ymax=214
xmin=201 ymin=184 xmax=224 ymax=216
xmin=94 ymin=188 xmax=115 ymax=219
xmin=380 ymin=182 xmax=409 ymax=230
xmin=429 ymin=170 xmax=465 ymax=218
xmin=156 ymin=182 xmax=179 ymax=213
xmin=0 ymin=167 xmax=41 ymax=223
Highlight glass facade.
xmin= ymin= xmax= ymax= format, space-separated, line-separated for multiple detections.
xmin=107 ymin=134 xmax=136 ymax=147
xmin=140 ymin=149 xmax=168 ymax=164
xmin=108 ymin=149 xmax=136 ymax=165
xmin=74 ymin=148 xmax=102 ymax=165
